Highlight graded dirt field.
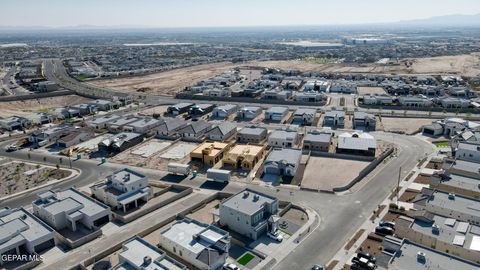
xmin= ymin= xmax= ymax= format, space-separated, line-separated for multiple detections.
xmin=301 ymin=156 xmax=369 ymax=191
xmin=90 ymin=61 xmax=241 ymax=96
xmin=357 ymin=87 xmax=386 ymax=96
xmin=87 ymin=53 xmax=480 ymax=97
xmin=379 ymin=117 xmax=434 ymax=134
xmin=0 ymin=95 xmax=93 ymax=118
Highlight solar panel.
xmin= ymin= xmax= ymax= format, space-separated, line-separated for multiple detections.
xmin=453 ymin=235 xmax=465 ymax=246
xmin=444 ymin=218 xmax=456 ymax=227
xmin=456 ymin=222 xmax=469 ymax=234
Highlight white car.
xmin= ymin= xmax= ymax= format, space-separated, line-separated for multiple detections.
xmin=224 ymin=263 xmax=239 ymax=270
xmin=267 ymin=231 xmax=283 ymax=242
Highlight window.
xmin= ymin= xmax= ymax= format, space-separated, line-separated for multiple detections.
xmin=173 ymin=247 xmax=176 ymax=253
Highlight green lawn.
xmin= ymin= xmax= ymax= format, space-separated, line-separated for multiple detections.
xmin=76 ymin=75 xmax=87 ymax=81
xmin=237 ymin=253 xmax=255 ymax=266
xmin=434 ymin=142 xmax=449 ymax=148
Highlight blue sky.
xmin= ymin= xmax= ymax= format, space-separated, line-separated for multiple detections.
xmin=1 ymin=0 xmax=479 ymax=27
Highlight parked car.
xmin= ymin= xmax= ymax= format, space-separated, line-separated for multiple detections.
xmin=310 ymin=264 xmax=325 ymax=270
xmin=267 ymin=231 xmax=283 ymax=242
xmin=357 ymin=251 xmax=376 ymax=263
xmin=375 ymin=226 xmax=394 ymax=236
xmin=379 ymin=220 xmax=395 ymax=229
xmin=224 ymin=263 xmax=239 ymax=270
xmin=5 ymin=144 xmax=17 ymax=152
xmin=352 ymin=257 xmax=376 ymax=270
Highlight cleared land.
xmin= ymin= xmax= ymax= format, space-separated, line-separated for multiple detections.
xmin=0 ymin=95 xmax=93 ymax=118
xmin=87 ymin=53 xmax=480 ymax=97
xmin=357 ymin=87 xmax=386 ymax=96
xmin=379 ymin=117 xmax=433 ymax=134
xmin=301 ymin=157 xmax=369 ymax=191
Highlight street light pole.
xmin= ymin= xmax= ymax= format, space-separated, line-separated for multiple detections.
xmin=397 ymin=166 xmax=402 ymax=204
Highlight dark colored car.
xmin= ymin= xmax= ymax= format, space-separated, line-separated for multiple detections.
xmin=375 ymin=226 xmax=394 ymax=236
xmin=357 ymin=251 xmax=376 ymax=263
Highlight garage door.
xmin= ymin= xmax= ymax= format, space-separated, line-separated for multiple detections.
xmin=34 ymin=239 xmax=55 ymax=253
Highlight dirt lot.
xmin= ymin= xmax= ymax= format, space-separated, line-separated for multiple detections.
xmin=379 ymin=117 xmax=433 ymax=134
xmin=410 ymin=53 xmax=480 ymax=77
xmin=0 ymin=95 xmax=93 ymax=118
xmin=357 ymin=87 xmax=386 ymax=96
xmin=186 ymin=199 xmax=221 ymax=224
xmin=301 ymin=157 xmax=369 ymax=191
xmin=0 ymin=161 xmax=71 ymax=196
xmin=91 ymin=61 xmax=242 ymax=96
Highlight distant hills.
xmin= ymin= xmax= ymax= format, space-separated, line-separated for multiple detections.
xmin=394 ymin=13 xmax=480 ymax=27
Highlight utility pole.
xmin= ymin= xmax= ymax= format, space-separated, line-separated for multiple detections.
xmin=397 ymin=166 xmax=402 ymax=203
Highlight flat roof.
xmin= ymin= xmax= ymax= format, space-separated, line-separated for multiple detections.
xmin=161 ymin=219 xmax=227 ymax=255
xmin=442 ymin=174 xmax=480 ymax=192
xmin=337 ymin=132 xmax=376 ymax=151
xmin=110 ymin=168 xmax=146 ymax=185
xmin=389 ymin=240 xmax=480 ymax=270
xmin=226 ymin=144 xmax=264 ymax=157
xmin=126 ymin=117 xmax=162 ymax=128
xmin=304 ymin=132 xmax=332 ymax=143
xmin=238 ymin=127 xmax=266 ymax=136
xmin=221 ymin=188 xmax=277 ymax=216
xmin=269 ymin=130 xmax=298 ymax=140
xmin=0 ymin=208 xmax=54 ymax=250
xmin=428 ymin=190 xmax=480 ymax=219
xmin=266 ymin=106 xmax=288 ymax=114
xmin=450 ymin=159 xmax=480 ymax=174
xmin=118 ymin=236 xmax=185 ymax=270
xmin=265 ymin=148 xmax=302 ymax=166
xmin=294 ymin=108 xmax=316 ymax=115
xmin=34 ymin=188 xmax=109 ymax=218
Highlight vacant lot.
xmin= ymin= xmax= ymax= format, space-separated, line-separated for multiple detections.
xmin=91 ymin=61 xmax=241 ymax=96
xmin=0 ymin=161 xmax=71 ymax=196
xmin=0 ymin=95 xmax=93 ymax=118
xmin=301 ymin=156 xmax=369 ymax=191
xmin=357 ymin=87 xmax=386 ymax=96
xmin=410 ymin=53 xmax=480 ymax=77
xmin=380 ymin=117 xmax=433 ymax=134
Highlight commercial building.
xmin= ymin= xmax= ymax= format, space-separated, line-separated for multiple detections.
xmin=237 ymin=126 xmax=267 ymax=144
xmin=98 ymin=132 xmax=144 ymax=153
xmin=323 ymin=110 xmax=345 ymax=127
xmin=237 ymin=106 xmax=262 ymax=120
xmin=190 ymin=142 xmax=231 ymax=166
xmin=223 ymin=144 xmax=265 ymax=170
xmin=0 ymin=207 xmax=56 ymax=265
xmin=264 ymin=148 xmax=302 ymax=177
xmin=264 ymin=106 xmax=288 ymax=122
xmin=114 ymin=236 xmax=186 ymax=270
xmin=212 ymin=104 xmax=238 ymax=119
xmin=159 ymin=219 xmax=230 ymax=270
xmin=303 ymin=130 xmax=332 ymax=152
xmin=292 ymin=108 xmax=316 ymax=125
xmin=90 ymin=168 xmax=152 ymax=213
xmin=219 ymin=189 xmax=279 ymax=240
xmin=206 ymin=122 xmax=237 ymax=141
xmin=268 ymin=129 xmax=299 ymax=148
xmin=337 ymin=132 xmax=376 ymax=156
xmin=32 ymin=188 xmax=111 ymax=233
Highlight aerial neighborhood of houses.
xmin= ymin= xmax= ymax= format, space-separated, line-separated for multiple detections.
xmin=1 ymin=30 xmax=480 ymax=270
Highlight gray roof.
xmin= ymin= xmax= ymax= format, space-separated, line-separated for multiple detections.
xmin=265 ymin=148 xmax=302 ymax=167
xmin=87 ymin=114 xmax=121 ymax=125
xmin=214 ymin=104 xmax=238 ymax=111
xmin=109 ymin=168 xmax=146 ymax=185
xmin=107 ymin=116 xmax=140 ymax=126
xmin=265 ymin=106 xmax=288 ymax=114
xmin=221 ymin=188 xmax=277 ymax=216
xmin=337 ymin=132 xmax=376 ymax=151
xmin=239 ymin=106 xmax=261 ymax=112
xmin=304 ymin=131 xmax=332 ymax=143
xmin=269 ymin=130 xmax=298 ymax=141
xmin=353 ymin=111 xmax=375 ymax=120
xmin=208 ymin=122 xmax=236 ymax=137
xmin=324 ymin=110 xmax=345 ymax=118
xmin=177 ymin=120 xmax=211 ymax=135
xmin=427 ymin=190 xmax=480 ymax=219
xmin=126 ymin=117 xmax=163 ymax=129
xmin=238 ymin=127 xmax=267 ymax=136
xmin=441 ymin=174 xmax=480 ymax=193
xmin=294 ymin=108 xmax=316 ymax=116
xmin=457 ymin=142 xmax=480 ymax=152
xmin=99 ymin=132 xmax=143 ymax=148
xmin=170 ymin=103 xmax=193 ymax=110
xmin=157 ymin=118 xmax=187 ymax=132
xmin=451 ymin=159 xmax=480 ymax=174
xmin=118 ymin=236 xmax=186 ymax=270
xmin=388 ymin=240 xmax=480 ymax=270
xmin=0 ymin=208 xmax=55 ymax=251
xmin=161 ymin=219 xmax=228 ymax=256
xmin=34 ymin=188 xmax=109 ymax=217
xmin=411 ymin=214 xmax=479 ymax=249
